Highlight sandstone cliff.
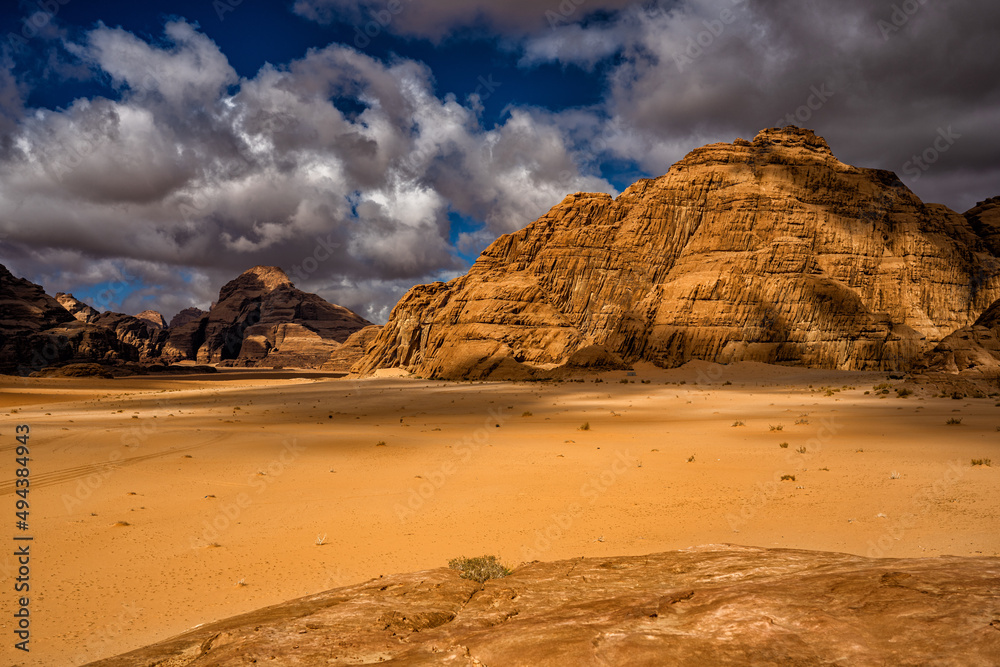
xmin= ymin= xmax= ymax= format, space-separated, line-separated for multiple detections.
xmin=919 ymin=297 xmax=1000 ymax=375
xmin=86 ymin=545 xmax=1000 ymax=666
xmin=355 ymin=127 xmax=1000 ymax=379
xmin=194 ymin=266 xmax=371 ymax=367
xmin=322 ymin=325 xmax=383 ymax=372
xmin=55 ymin=292 xmax=101 ymax=323
xmin=0 ymin=265 xmax=132 ymax=374
xmin=92 ymin=312 xmax=170 ymax=362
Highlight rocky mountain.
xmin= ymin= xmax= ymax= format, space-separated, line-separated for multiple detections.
xmin=1 ymin=266 xmax=132 ymax=374
xmin=160 ymin=307 xmax=209 ymax=363
xmin=86 ymin=545 xmax=1000 ymax=666
xmin=322 ymin=325 xmax=383 ymax=371
xmin=92 ymin=312 xmax=169 ymax=362
xmin=354 ymin=127 xmax=1000 ymax=380
xmin=0 ymin=263 xmax=372 ymax=373
xmin=920 ymin=296 xmax=1000 ymax=374
xmin=136 ymin=310 xmax=167 ymax=328
xmin=189 ymin=266 xmax=371 ymax=367
xmin=55 ymin=292 xmax=100 ymax=323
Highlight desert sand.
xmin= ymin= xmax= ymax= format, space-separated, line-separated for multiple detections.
xmin=1 ymin=362 xmax=998 ymax=665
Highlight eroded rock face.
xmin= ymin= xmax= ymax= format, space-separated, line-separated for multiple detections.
xmin=86 ymin=545 xmax=1000 ymax=666
xmin=920 ymin=297 xmax=1000 ymax=374
xmin=323 ymin=325 xmax=383 ymax=372
xmin=161 ymin=307 xmax=209 ymax=363
xmin=195 ymin=266 xmax=371 ymax=367
xmin=0 ymin=266 xmax=127 ymax=374
xmin=55 ymin=292 xmax=101 ymax=323
xmin=136 ymin=310 xmax=167 ymax=329
xmin=92 ymin=312 xmax=170 ymax=362
xmin=355 ymin=127 xmax=1000 ymax=379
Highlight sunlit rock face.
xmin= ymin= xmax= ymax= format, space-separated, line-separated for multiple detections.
xmin=356 ymin=127 xmax=1000 ymax=380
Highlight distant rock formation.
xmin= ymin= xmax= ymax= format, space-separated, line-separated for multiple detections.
xmin=194 ymin=266 xmax=371 ymax=367
xmin=86 ymin=545 xmax=1000 ymax=666
xmin=322 ymin=325 xmax=383 ymax=372
xmin=920 ymin=297 xmax=1000 ymax=375
xmin=160 ymin=307 xmax=209 ymax=363
xmin=0 ymin=266 xmax=131 ymax=374
xmin=136 ymin=310 xmax=167 ymax=329
xmin=55 ymin=293 xmax=100 ymax=323
xmin=355 ymin=127 xmax=1000 ymax=379
xmin=92 ymin=312 xmax=169 ymax=362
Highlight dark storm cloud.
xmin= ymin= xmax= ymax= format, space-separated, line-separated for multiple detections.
xmin=523 ymin=0 xmax=1000 ymax=210
xmin=0 ymin=19 xmax=614 ymax=321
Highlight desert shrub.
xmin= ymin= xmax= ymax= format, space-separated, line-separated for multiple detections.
xmin=780 ymin=474 xmax=795 ymax=481
xmin=946 ymin=418 xmax=962 ymax=425
xmin=971 ymin=458 xmax=992 ymax=466
xmin=448 ymin=555 xmax=511 ymax=583
xmin=896 ymin=388 xmax=913 ymax=398
xmin=779 ymin=442 xmax=789 ymax=449
xmin=579 ymin=422 xmax=590 ymax=431
xmin=769 ymin=424 xmax=784 ymax=432
xmin=796 ymin=446 xmax=806 ymax=454
xmin=521 ymin=411 xmax=533 ymax=417
xmin=732 ymin=420 xmax=745 ymax=427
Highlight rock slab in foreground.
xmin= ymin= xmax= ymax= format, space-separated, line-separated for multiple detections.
xmin=87 ymin=545 xmax=1000 ymax=666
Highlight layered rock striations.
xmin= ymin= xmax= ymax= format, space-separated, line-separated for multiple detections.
xmin=322 ymin=324 xmax=383 ymax=372
xmin=355 ymin=127 xmax=1000 ymax=379
xmin=194 ymin=266 xmax=371 ymax=367
xmin=87 ymin=545 xmax=1000 ymax=666
xmin=1 ymin=267 xmax=131 ymax=373
xmin=55 ymin=292 xmax=101 ymax=323
xmin=920 ymin=296 xmax=1000 ymax=374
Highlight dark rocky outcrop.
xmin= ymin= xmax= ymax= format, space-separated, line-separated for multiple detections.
xmin=86 ymin=545 xmax=1000 ymax=666
xmin=55 ymin=292 xmax=101 ymax=323
xmin=195 ymin=266 xmax=371 ymax=367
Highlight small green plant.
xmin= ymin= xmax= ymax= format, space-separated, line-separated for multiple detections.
xmin=946 ymin=418 xmax=963 ymax=425
xmin=448 ymin=555 xmax=511 ymax=583
xmin=780 ymin=475 xmax=795 ymax=481
xmin=732 ymin=420 xmax=745 ymax=427
xmin=796 ymin=446 xmax=806 ymax=454
xmin=779 ymin=442 xmax=789 ymax=449
xmin=971 ymin=458 xmax=992 ymax=466
xmin=579 ymin=422 xmax=590 ymax=431
xmin=770 ymin=424 xmax=784 ymax=432
xmin=795 ymin=418 xmax=809 ymax=425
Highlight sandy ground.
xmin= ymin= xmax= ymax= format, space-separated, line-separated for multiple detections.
xmin=0 ymin=361 xmax=998 ymax=665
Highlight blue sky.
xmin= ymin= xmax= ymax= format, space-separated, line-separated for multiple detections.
xmin=0 ymin=0 xmax=997 ymax=322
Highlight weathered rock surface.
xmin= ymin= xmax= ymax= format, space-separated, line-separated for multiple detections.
xmin=195 ymin=266 xmax=371 ymax=367
xmin=920 ymin=297 xmax=1000 ymax=375
xmin=160 ymin=307 xmax=209 ymax=363
xmin=92 ymin=311 xmax=170 ymax=362
xmin=355 ymin=127 xmax=1000 ymax=379
xmin=0 ymin=266 xmax=130 ymax=374
xmin=87 ymin=545 xmax=1000 ymax=666
xmin=55 ymin=292 xmax=101 ymax=323
xmin=322 ymin=324 xmax=383 ymax=371
xmin=136 ymin=309 xmax=167 ymax=328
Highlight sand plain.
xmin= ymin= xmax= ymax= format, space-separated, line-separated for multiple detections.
xmin=1 ymin=362 xmax=998 ymax=665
